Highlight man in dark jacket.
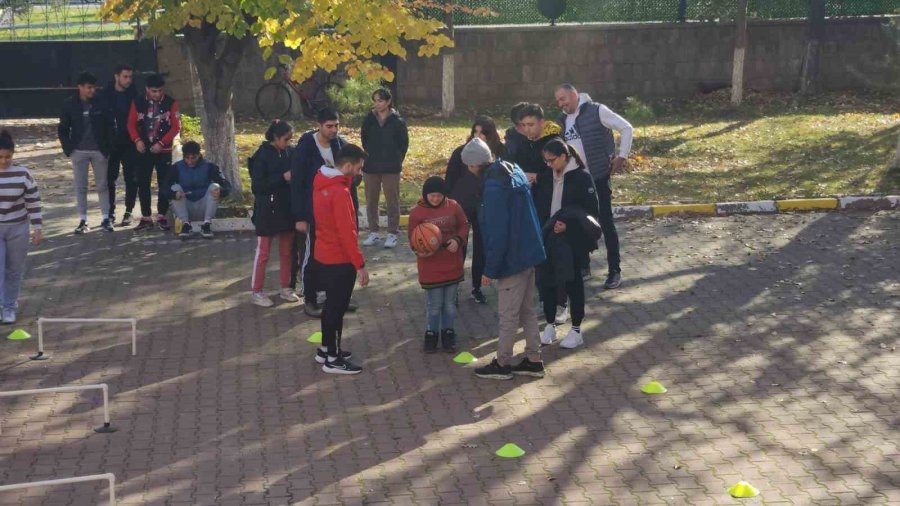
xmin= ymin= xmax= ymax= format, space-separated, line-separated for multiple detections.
xmin=461 ymin=138 xmax=547 ymax=381
xmin=289 ymin=108 xmax=358 ymax=317
xmin=555 ymin=83 xmax=633 ymax=289
xmin=360 ymin=88 xmax=409 ymax=249
xmin=513 ymin=104 xmax=562 ymax=226
xmin=58 ymin=71 xmax=116 ymax=234
xmin=100 ymin=63 xmax=137 ymax=226
xmin=127 ymin=73 xmax=181 ymax=232
xmin=164 ymin=141 xmax=231 ymax=239
xmin=503 ymin=102 xmax=529 ymax=160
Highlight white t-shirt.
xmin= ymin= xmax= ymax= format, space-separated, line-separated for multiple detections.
xmin=315 ymin=132 xmax=334 ymax=167
xmin=563 ymin=99 xmax=634 ymax=173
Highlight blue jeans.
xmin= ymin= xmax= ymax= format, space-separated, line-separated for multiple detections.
xmin=425 ymin=283 xmax=458 ymax=332
xmin=0 ymin=222 xmax=30 ymax=311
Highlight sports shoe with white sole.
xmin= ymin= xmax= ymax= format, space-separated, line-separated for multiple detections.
xmin=362 ymin=232 xmax=382 ymax=246
xmin=280 ymin=288 xmax=300 ymax=302
xmin=250 ymin=292 xmax=274 ymax=307
xmin=322 ymin=356 xmax=362 ymax=374
xmin=541 ymin=324 xmax=557 ymax=345
xmin=315 ymin=348 xmax=352 ymax=364
xmin=1 ymin=308 xmax=15 ymax=324
xmin=383 ymin=233 xmax=399 ymax=249
xmin=559 ymin=328 xmax=584 ymax=349
xmin=555 ymin=305 xmax=570 ymax=325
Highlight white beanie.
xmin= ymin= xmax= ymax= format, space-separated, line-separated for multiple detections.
xmin=461 ymin=137 xmax=494 ymax=167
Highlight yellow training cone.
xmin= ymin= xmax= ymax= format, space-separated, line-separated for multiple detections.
xmin=495 ymin=443 xmax=525 ymax=458
xmin=7 ymin=329 xmax=31 ymax=340
xmin=453 ymin=351 xmax=477 ymax=364
xmin=641 ymin=381 xmax=668 ymax=394
xmin=307 ymin=331 xmax=322 ymax=344
xmin=728 ymin=481 xmax=760 ymax=498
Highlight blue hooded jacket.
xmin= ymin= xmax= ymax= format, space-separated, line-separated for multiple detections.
xmin=478 ymin=159 xmax=547 ymax=279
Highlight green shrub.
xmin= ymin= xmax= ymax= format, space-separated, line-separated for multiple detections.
xmin=180 ymin=114 xmax=202 ymax=140
xmin=624 ymin=97 xmax=655 ymax=122
xmin=327 ymin=77 xmax=383 ymax=115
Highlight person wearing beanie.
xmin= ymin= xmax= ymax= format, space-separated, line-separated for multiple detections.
xmin=462 ymin=138 xmax=548 ymax=381
xmin=408 ymin=176 xmax=469 ymax=353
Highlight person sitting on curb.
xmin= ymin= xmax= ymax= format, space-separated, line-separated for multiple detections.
xmin=461 ymin=138 xmax=548 ymax=381
xmin=164 ymin=141 xmax=231 ymax=239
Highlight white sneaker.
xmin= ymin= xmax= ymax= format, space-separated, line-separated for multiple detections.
xmin=362 ymin=232 xmax=382 ymax=246
xmin=541 ymin=324 xmax=557 ymax=345
xmin=555 ymin=305 xmax=570 ymax=325
xmin=559 ymin=328 xmax=584 ymax=349
xmin=383 ymin=233 xmax=399 ymax=249
xmin=1 ymin=308 xmax=15 ymax=324
xmin=250 ymin=292 xmax=274 ymax=307
xmin=280 ymin=288 xmax=300 ymax=302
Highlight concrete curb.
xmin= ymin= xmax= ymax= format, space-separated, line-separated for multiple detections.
xmin=210 ymin=196 xmax=900 ymax=232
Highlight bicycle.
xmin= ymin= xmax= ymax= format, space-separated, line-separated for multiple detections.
xmin=255 ymin=65 xmax=336 ymax=120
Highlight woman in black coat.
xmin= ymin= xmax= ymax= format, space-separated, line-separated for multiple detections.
xmin=444 ymin=116 xmax=507 ymax=304
xmin=538 ymin=137 xmax=601 ymax=350
xmin=248 ymin=120 xmax=297 ymax=307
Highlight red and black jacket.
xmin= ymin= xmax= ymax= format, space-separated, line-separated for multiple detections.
xmin=127 ymin=94 xmax=180 ymax=153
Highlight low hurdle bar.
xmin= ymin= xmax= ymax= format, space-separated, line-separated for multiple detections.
xmin=32 ymin=317 xmax=138 ymax=361
xmin=0 ymin=383 xmax=117 ymax=434
xmin=0 ymin=473 xmax=116 ymax=505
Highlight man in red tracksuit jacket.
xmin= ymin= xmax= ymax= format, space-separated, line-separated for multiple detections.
xmin=312 ymin=144 xmax=370 ymax=374
xmin=127 ymin=73 xmax=181 ymax=231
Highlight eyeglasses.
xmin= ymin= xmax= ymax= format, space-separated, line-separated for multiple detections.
xmin=543 ymin=156 xmax=559 ymax=166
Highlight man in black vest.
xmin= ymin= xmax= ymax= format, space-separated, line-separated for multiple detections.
xmin=554 ymin=83 xmax=633 ymax=289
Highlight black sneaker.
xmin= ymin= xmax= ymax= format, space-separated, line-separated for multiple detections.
xmin=511 ymin=358 xmax=545 ymax=378
xmin=134 ymin=218 xmax=153 ymax=231
xmin=120 ymin=212 xmax=132 ymax=227
xmin=322 ymin=356 xmax=362 ymax=375
xmin=424 ymin=331 xmax=439 ymax=353
xmin=304 ymin=302 xmax=323 ymax=318
xmin=604 ymin=271 xmax=622 ymax=290
xmin=472 ymin=288 xmax=487 ymax=304
xmin=100 ymin=219 xmax=114 ymax=233
xmin=474 ymin=359 xmax=513 ymax=380
xmin=441 ymin=329 xmax=457 ymax=353
xmin=179 ymin=222 xmax=193 ymax=239
xmin=200 ymin=222 xmax=213 ymax=239
xmin=315 ymin=348 xmax=352 ymax=364
xmin=74 ymin=220 xmax=88 ymax=234
xmin=109 ymin=213 xmax=116 ymax=226
xmin=157 ymin=216 xmax=171 ymax=231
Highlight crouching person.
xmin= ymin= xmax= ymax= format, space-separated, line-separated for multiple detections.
xmin=166 ymin=141 xmax=231 ymax=239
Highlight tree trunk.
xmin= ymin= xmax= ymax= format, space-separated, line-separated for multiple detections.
xmin=731 ymin=0 xmax=749 ymax=105
xmin=799 ymin=0 xmax=825 ymax=95
xmin=894 ymin=130 xmax=900 ymax=168
xmin=184 ymin=25 xmax=250 ymax=200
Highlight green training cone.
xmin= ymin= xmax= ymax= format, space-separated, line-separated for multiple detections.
xmin=307 ymin=331 xmax=322 ymax=344
xmin=641 ymin=381 xmax=668 ymax=394
xmin=453 ymin=351 xmax=477 ymax=364
xmin=7 ymin=329 xmax=31 ymax=340
xmin=728 ymin=481 xmax=760 ymax=498
xmin=495 ymin=443 xmax=526 ymax=458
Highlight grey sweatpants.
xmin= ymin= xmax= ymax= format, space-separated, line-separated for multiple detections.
xmin=71 ymin=149 xmax=110 ymax=220
xmin=0 ymin=222 xmax=30 ymax=311
xmin=496 ymin=267 xmax=542 ymax=366
xmin=171 ymin=183 xmax=220 ymax=224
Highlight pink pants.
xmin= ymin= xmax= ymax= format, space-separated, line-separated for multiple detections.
xmin=251 ymin=232 xmax=293 ymax=292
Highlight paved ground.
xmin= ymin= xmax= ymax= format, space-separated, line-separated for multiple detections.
xmin=1 ymin=122 xmax=899 ymax=505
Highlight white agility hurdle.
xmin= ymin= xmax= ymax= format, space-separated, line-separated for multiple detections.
xmin=0 ymin=384 xmax=117 ymax=434
xmin=32 ymin=317 xmax=138 ymax=361
xmin=0 ymin=473 xmax=116 ymax=505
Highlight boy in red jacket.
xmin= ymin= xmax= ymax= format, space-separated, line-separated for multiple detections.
xmin=408 ymin=176 xmax=469 ymax=353
xmin=312 ymin=144 xmax=370 ymax=374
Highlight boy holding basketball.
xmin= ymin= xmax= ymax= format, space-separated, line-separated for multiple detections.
xmin=408 ymin=176 xmax=469 ymax=353
xmin=312 ymin=144 xmax=370 ymax=374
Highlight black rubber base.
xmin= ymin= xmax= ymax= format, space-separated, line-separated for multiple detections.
xmin=94 ymin=423 xmax=118 ymax=433
xmin=30 ymin=352 xmax=49 ymax=361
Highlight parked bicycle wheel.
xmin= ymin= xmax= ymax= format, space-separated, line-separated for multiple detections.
xmin=300 ymin=82 xmax=331 ymax=119
xmin=256 ymin=83 xmax=292 ymax=120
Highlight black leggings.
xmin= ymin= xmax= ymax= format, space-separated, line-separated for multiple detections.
xmin=319 ymin=262 xmax=357 ymax=357
xmin=540 ymin=258 xmax=585 ymax=327
xmin=461 ymin=213 xmax=485 ymax=290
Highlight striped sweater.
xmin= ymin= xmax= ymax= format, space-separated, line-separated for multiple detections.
xmin=0 ymin=165 xmax=42 ymax=229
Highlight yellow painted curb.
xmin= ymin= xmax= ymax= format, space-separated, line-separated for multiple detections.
xmin=399 ymin=215 xmax=409 ymax=227
xmin=776 ymin=198 xmax=838 ymax=211
xmin=651 ymin=204 xmax=716 ymax=217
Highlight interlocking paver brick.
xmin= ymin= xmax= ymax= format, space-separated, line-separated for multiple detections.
xmin=0 ymin=128 xmax=898 ymax=504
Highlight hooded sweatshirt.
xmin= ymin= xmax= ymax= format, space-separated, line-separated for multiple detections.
xmin=313 ymin=166 xmax=365 ymax=270
xmin=550 ymin=157 xmax=582 ymax=217
xmin=408 ymin=196 xmax=469 ymax=289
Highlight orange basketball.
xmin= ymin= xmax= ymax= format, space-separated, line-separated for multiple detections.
xmin=411 ymin=222 xmax=442 ymax=255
